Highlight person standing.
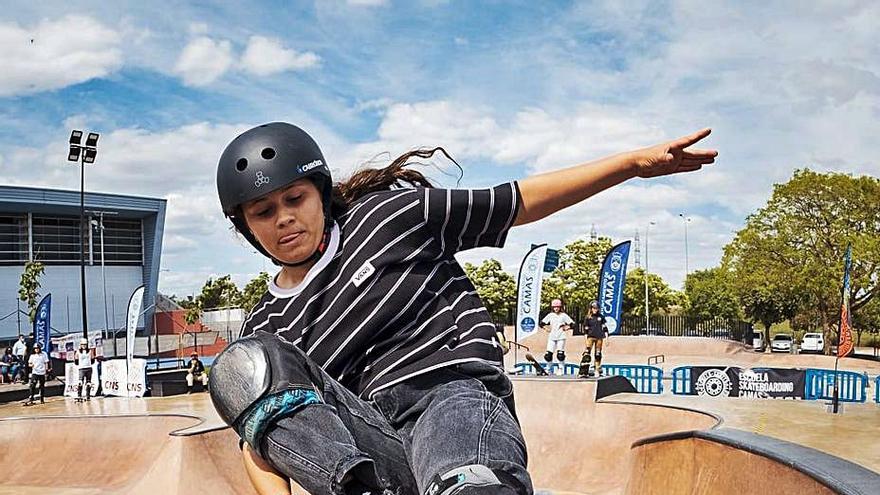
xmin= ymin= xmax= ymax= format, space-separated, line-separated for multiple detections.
xmin=541 ymin=299 xmax=575 ymax=366
xmin=186 ymin=351 xmax=208 ymax=394
xmin=12 ymin=335 xmax=27 ymax=382
xmin=579 ymin=301 xmax=609 ymax=377
xmin=76 ymin=338 xmax=94 ymax=401
xmin=26 ymin=343 xmax=51 ymax=405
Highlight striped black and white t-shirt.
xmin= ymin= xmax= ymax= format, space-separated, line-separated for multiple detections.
xmin=240 ymin=182 xmax=521 ymax=399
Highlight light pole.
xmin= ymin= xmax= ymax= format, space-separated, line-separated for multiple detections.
xmin=645 ymin=221 xmax=656 ymax=332
xmin=679 ymin=213 xmax=691 ymax=285
xmin=88 ymin=210 xmax=116 ymax=351
xmin=68 ymin=130 xmax=99 ymax=340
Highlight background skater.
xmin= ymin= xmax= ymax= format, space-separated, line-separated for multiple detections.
xmin=579 ymin=301 xmax=608 ymax=377
xmin=541 ymin=299 xmax=574 ymax=369
xmin=26 ymin=343 xmax=51 ymax=405
xmin=75 ymin=338 xmax=94 ymax=401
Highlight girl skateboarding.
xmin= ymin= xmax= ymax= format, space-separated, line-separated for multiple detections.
xmin=209 ymin=122 xmax=716 ymax=495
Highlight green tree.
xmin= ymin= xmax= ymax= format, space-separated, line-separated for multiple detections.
xmin=853 ymin=297 xmax=880 ymax=346
xmin=723 ymin=169 xmax=880 ymax=354
xmin=18 ymin=259 xmax=45 ymax=323
xmin=239 ymin=272 xmax=271 ymax=313
xmin=541 ymin=237 xmax=614 ymax=317
xmin=623 ymin=268 xmax=680 ymax=317
xmin=463 ymin=259 xmax=515 ymax=323
xmin=684 ymin=267 xmax=742 ymax=320
xmin=184 ymin=275 xmax=243 ymax=325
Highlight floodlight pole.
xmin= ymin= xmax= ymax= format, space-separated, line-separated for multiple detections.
xmin=79 ymin=152 xmax=89 ymax=340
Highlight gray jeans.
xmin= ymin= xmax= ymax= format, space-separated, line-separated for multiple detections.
xmin=258 ymin=350 xmax=531 ymax=495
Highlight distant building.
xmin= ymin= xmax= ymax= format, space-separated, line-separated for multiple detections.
xmin=0 ymin=185 xmax=166 ymax=340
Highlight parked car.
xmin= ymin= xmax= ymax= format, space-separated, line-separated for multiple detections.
xmin=639 ymin=326 xmax=667 ymax=336
xmin=800 ymin=333 xmax=824 ymax=353
xmin=752 ymin=332 xmax=766 ymax=352
xmin=770 ymin=334 xmax=793 ymax=353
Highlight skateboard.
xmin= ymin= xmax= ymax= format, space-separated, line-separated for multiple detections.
xmin=525 ymin=353 xmax=549 ymax=376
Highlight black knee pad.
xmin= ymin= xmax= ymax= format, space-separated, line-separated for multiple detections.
xmin=543 ymin=351 xmax=553 ymax=362
xmin=580 ymin=352 xmax=591 ymax=364
xmin=595 ymin=351 xmax=603 ymax=362
xmin=425 ymin=465 xmax=523 ymax=495
xmin=556 ymin=350 xmax=566 ymax=362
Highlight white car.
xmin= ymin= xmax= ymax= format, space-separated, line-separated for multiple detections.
xmin=770 ymin=334 xmax=793 ymax=353
xmin=800 ymin=333 xmax=824 ymax=353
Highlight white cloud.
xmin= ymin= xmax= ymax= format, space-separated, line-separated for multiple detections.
xmin=241 ymin=36 xmax=320 ymax=76
xmin=0 ymin=15 xmax=122 ymax=97
xmin=174 ymin=36 xmax=234 ymax=86
xmin=346 ymin=0 xmax=389 ymax=6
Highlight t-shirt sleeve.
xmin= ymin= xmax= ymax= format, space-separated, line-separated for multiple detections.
xmin=565 ymin=315 xmax=574 ymax=325
xmin=423 ymin=182 xmax=521 ymax=256
xmin=541 ymin=314 xmax=551 ymax=325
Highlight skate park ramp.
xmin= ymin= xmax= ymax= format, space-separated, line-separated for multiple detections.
xmin=0 ymin=376 xmax=878 ymax=494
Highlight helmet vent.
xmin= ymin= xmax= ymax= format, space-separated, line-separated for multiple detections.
xmin=236 ymin=158 xmax=248 ymax=171
xmin=261 ymin=147 xmax=276 ymax=160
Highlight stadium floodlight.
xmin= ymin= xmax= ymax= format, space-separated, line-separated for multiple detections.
xmin=67 ymin=128 xmax=100 ymax=339
xmin=83 ymin=148 xmax=97 ymax=164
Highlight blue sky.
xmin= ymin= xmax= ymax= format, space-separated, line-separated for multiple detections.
xmin=2 ymin=1 xmax=878 ymax=298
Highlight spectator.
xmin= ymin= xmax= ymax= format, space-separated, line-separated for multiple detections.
xmin=541 ymin=299 xmax=575 ymax=366
xmin=27 ymin=343 xmax=51 ymax=405
xmin=1 ymin=348 xmax=18 ymax=384
xmin=186 ymin=351 xmax=208 ymax=393
xmin=12 ymin=335 xmax=27 ymax=381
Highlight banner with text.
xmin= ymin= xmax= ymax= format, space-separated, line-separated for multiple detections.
xmin=125 ymin=286 xmax=145 ymax=367
xmin=597 ymin=241 xmax=631 ymax=335
xmin=63 ymin=362 xmax=100 ymax=398
xmin=32 ymin=294 xmax=52 ymax=353
xmin=516 ymin=244 xmax=548 ymax=342
xmin=688 ymin=366 xmax=806 ymax=399
xmin=101 ymin=358 xmax=147 ymax=398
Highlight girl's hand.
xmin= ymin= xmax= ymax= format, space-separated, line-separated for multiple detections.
xmin=632 ymin=128 xmax=717 ymax=178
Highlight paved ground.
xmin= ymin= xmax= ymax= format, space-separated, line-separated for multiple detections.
xmin=0 ymin=336 xmax=876 ymax=494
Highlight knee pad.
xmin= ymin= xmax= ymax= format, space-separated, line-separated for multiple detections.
xmin=556 ymin=350 xmax=566 ymax=362
xmin=543 ymin=351 xmax=553 ymax=362
xmin=580 ymin=352 xmax=591 ymax=364
xmin=209 ymin=332 xmax=323 ymax=450
xmin=595 ymin=351 xmax=603 ymax=362
xmin=425 ymin=465 xmax=520 ymax=495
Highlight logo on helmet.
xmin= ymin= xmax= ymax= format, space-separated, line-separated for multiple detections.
xmin=299 ymin=159 xmax=325 ymax=173
xmin=254 ymin=171 xmax=271 ymax=188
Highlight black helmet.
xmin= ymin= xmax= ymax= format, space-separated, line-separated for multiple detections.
xmin=590 ymin=300 xmax=599 ymax=308
xmin=217 ymin=122 xmax=333 ymax=263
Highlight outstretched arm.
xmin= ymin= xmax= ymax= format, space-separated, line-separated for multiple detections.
xmin=514 ymin=129 xmax=717 ymax=226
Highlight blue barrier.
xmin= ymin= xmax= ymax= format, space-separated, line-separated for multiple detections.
xmin=671 ymin=366 xmax=692 ymax=395
xmin=875 ymin=376 xmax=879 ymax=404
xmin=602 ymin=365 xmax=663 ymax=394
xmin=805 ymin=369 xmax=868 ymax=403
xmin=514 ymin=362 xmax=579 ymax=376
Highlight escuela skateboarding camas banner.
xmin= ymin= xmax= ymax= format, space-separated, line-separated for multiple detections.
xmin=689 ymin=366 xmax=806 ymax=399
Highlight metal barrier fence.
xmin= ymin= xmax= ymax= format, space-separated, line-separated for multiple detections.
xmin=514 ymin=362 xmax=579 ymax=376
xmin=875 ymin=375 xmax=879 ymax=404
xmin=601 ymin=365 xmax=664 ymax=394
xmin=671 ymin=366 xmax=692 ymax=395
xmin=804 ymin=369 xmax=868 ymax=403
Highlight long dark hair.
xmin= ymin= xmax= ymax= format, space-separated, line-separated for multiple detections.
xmin=329 ymin=147 xmax=461 ymax=218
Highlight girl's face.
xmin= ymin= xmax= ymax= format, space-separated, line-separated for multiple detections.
xmin=241 ymin=179 xmax=325 ymax=265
